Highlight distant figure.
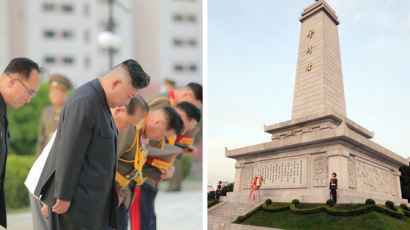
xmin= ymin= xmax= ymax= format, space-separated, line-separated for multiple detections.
xmin=249 ymin=176 xmax=263 ymax=202
xmin=161 ymin=78 xmax=175 ymax=93
xmin=329 ymin=172 xmax=338 ymax=203
xmin=216 ymin=181 xmax=222 ymax=199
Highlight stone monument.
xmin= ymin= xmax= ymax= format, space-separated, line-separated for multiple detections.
xmin=225 ymin=0 xmax=409 ymax=204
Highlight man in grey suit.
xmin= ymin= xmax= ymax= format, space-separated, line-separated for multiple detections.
xmin=34 ymin=59 xmax=150 ymax=230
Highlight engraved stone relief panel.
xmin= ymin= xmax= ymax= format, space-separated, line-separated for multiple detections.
xmin=242 ymin=157 xmax=308 ymax=189
xmin=348 ymin=156 xmax=356 ymax=188
xmin=356 ymin=160 xmax=396 ymax=196
xmin=312 ymin=155 xmax=328 ymax=187
xmin=242 ymin=165 xmax=254 ymax=189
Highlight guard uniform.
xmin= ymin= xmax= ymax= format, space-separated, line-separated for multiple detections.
xmin=329 ymin=178 xmax=338 ymax=203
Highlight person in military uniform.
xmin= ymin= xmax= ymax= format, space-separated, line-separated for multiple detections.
xmin=36 ymin=74 xmax=72 ymax=156
xmin=329 ymin=172 xmax=338 ymax=203
xmin=135 ymin=99 xmax=202 ymax=230
xmin=30 ymin=73 xmax=72 ymax=230
xmin=112 ymin=106 xmax=184 ymax=230
xmin=148 ymin=82 xmax=202 ymax=193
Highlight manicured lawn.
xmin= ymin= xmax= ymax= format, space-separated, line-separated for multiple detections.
xmin=240 ymin=210 xmax=410 ymax=230
xmin=295 ymin=203 xmax=322 ymax=209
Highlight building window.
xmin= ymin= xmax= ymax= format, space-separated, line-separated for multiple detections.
xmin=189 ymin=64 xmax=197 ymax=72
xmin=188 ymin=39 xmax=197 ymax=47
xmin=62 ymin=4 xmax=73 ymax=13
xmin=63 ymin=31 xmax=73 ymax=39
xmin=63 ymin=57 xmax=74 ymax=64
xmin=174 ymin=64 xmax=183 ymax=72
xmin=173 ymin=14 xmax=183 ymax=22
xmin=43 ymin=3 xmax=55 ymax=11
xmin=173 ymin=39 xmax=183 ymax=46
xmin=44 ymin=56 xmax=55 ymax=64
xmin=43 ymin=30 xmax=55 ymax=38
xmin=188 ymin=15 xmax=196 ymax=23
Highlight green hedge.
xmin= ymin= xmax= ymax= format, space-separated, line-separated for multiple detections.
xmin=4 ymin=154 xmax=36 ymax=209
xmin=261 ymin=203 xmax=290 ymax=213
xmin=290 ymin=203 xmax=327 ymax=214
xmin=234 ymin=200 xmax=266 ymax=223
xmin=208 ymin=199 xmax=220 ymax=209
xmin=325 ymin=205 xmax=374 ymax=216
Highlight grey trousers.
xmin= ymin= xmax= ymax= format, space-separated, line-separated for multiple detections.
xmin=29 ymin=193 xmax=50 ymax=230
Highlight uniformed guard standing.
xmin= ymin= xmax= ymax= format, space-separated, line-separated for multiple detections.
xmin=31 ymin=74 xmax=72 ymax=230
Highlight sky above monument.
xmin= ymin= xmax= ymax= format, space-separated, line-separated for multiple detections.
xmin=208 ymin=0 xmax=410 ymax=185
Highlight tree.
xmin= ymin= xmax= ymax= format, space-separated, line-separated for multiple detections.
xmin=220 ymin=183 xmax=234 ymax=196
xmin=8 ymin=82 xmax=50 ymax=155
xmin=400 ymin=162 xmax=410 ymax=202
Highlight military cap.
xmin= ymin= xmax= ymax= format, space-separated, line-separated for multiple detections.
xmin=49 ymin=74 xmax=72 ymax=91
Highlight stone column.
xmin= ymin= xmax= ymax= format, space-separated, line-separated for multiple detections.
xmin=394 ymin=171 xmax=402 ymax=200
xmin=233 ymin=162 xmax=244 ymax=192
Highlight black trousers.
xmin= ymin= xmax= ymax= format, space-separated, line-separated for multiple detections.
xmin=48 ymin=206 xmax=105 ymax=230
xmin=330 ymin=190 xmax=337 ymax=203
xmin=140 ymin=183 xmax=158 ymax=230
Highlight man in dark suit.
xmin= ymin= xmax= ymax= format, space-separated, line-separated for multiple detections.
xmin=34 ymin=59 xmax=150 ymax=230
xmin=0 ymin=57 xmax=41 ymax=229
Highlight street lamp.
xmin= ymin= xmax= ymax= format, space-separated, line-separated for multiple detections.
xmin=98 ymin=0 xmax=120 ymax=68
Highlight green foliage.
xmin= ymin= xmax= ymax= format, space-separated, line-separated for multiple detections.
xmin=208 ymin=199 xmax=220 ymax=209
xmin=374 ymin=205 xmax=404 ymax=219
xmin=261 ymin=202 xmax=289 ymax=213
xmin=400 ymin=164 xmax=410 ymax=203
xmin=365 ymin=199 xmax=376 ymax=205
xmin=326 ymin=199 xmax=335 ymax=207
xmin=8 ymin=82 xmax=50 ymax=155
xmin=180 ymin=155 xmax=192 ymax=178
xmin=399 ymin=203 xmax=409 ymax=211
xmin=290 ymin=203 xmax=327 ymax=214
xmin=291 ymin=199 xmax=300 ymax=205
xmin=240 ymin=210 xmax=410 ymax=230
xmin=220 ymin=183 xmax=234 ymax=196
xmin=4 ymin=154 xmax=36 ymax=209
xmin=265 ymin=199 xmax=272 ymax=205
xmin=325 ymin=205 xmax=374 ymax=216
xmin=385 ymin=201 xmax=397 ymax=211
xmin=234 ymin=204 xmax=263 ymax=223
xmin=207 ymin=191 xmax=215 ymax=201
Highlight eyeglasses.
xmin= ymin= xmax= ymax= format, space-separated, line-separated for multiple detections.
xmin=7 ymin=73 xmax=37 ymax=97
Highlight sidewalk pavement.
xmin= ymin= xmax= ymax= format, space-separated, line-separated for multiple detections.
xmin=3 ymin=180 xmax=202 ymax=230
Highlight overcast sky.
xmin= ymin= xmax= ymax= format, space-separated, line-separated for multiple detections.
xmin=208 ymin=0 xmax=410 ymax=185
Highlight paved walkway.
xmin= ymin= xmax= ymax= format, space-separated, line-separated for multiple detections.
xmin=3 ymin=180 xmax=202 ymax=230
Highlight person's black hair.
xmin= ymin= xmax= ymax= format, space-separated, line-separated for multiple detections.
xmin=176 ymin=102 xmax=201 ymax=122
xmin=3 ymin=57 xmax=40 ymax=80
xmin=186 ymin=82 xmax=202 ymax=103
xmin=126 ymin=95 xmax=149 ymax=115
xmin=121 ymin=59 xmax=150 ymax=89
xmin=163 ymin=107 xmax=184 ymax=136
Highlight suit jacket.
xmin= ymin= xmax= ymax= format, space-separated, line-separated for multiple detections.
xmin=34 ymin=79 xmax=118 ymax=229
xmin=0 ymin=92 xmax=10 ymax=228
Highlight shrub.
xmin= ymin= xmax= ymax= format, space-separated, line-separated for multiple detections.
xmin=208 ymin=199 xmax=220 ymax=209
xmin=385 ymin=201 xmax=397 ymax=211
xmin=326 ymin=199 xmax=335 ymax=207
xmin=220 ymin=183 xmax=234 ymax=196
xmin=265 ymin=199 xmax=272 ymax=205
xmin=374 ymin=205 xmax=403 ymax=219
xmin=399 ymin=203 xmax=409 ymax=211
xmin=262 ymin=203 xmax=290 ymax=213
xmin=207 ymin=191 xmax=216 ymax=201
xmin=291 ymin=199 xmax=300 ymax=205
xmin=4 ymin=154 xmax=36 ymax=209
xmin=365 ymin=199 xmax=375 ymax=205
xmin=290 ymin=203 xmax=326 ymax=214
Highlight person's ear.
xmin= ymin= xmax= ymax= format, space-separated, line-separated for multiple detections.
xmin=114 ymin=106 xmax=125 ymax=116
xmin=111 ymin=79 xmax=121 ymax=90
xmin=7 ymin=78 xmax=17 ymax=88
